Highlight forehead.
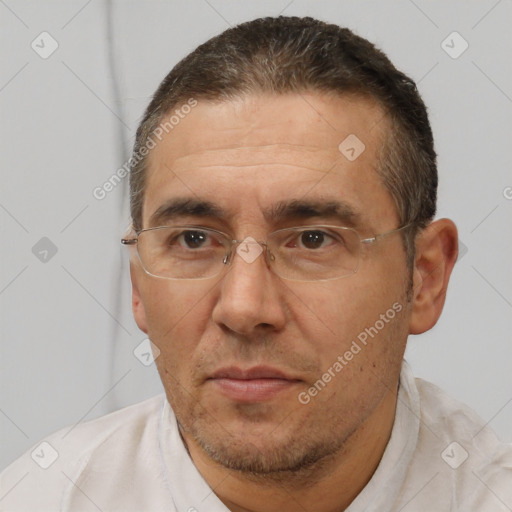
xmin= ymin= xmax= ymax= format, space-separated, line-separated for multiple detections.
xmin=150 ymin=92 xmax=384 ymax=162
xmin=143 ymin=93 xmax=397 ymax=230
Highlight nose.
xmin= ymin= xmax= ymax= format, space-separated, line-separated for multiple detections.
xmin=211 ymin=237 xmax=287 ymax=336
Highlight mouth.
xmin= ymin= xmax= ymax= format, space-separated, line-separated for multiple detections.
xmin=207 ymin=366 xmax=302 ymax=403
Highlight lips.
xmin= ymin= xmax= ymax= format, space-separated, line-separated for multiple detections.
xmin=207 ymin=366 xmax=301 ymax=403
xmin=209 ymin=366 xmax=293 ymax=380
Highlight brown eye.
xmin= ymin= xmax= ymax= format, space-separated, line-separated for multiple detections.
xmin=300 ymin=231 xmax=326 ymax=249
xmin=180 ymin=230 xmax=208 ymax=248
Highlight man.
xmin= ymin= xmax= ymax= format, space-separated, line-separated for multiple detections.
xmin=1 ymin=15 xmax=511 ymax=512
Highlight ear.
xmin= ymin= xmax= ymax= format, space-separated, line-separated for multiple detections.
xmin=409 ymin=218 xmax=458 ymax=335
xmin=130 ymin=259 xmax=149 ymax=334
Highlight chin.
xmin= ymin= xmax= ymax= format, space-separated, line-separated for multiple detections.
xmin=183 ymin=412 xmax=345 ymax=477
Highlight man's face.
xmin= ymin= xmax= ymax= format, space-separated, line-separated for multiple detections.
xmin=131 ymin=93 xmax=412 ymax=473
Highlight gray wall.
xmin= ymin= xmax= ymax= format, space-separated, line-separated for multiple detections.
xmin=1 ymin=0 xmax=511 ymax=471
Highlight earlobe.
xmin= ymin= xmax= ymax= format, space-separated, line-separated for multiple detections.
xmin=130 ymin=261 xmax=149 ymax=334
xmin=409 ymin=219 xmax=458 ymax=335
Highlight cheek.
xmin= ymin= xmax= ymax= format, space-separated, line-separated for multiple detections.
xmin=141 ymin=280 xmax=214 ymax=359
xmin=296 ymin=293 xmax=408 ymax=424
xmin=290 ymin=280 xmax=369 ymax=343
xmin=293 ymin=276 xmax=407 ymax=374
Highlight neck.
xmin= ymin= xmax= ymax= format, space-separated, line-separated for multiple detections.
xmin=182 ymin=388 xmax=398 ymax=512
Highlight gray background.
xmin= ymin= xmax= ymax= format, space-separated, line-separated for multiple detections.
xmin=1 ymin=0 xmax=511 ymax=471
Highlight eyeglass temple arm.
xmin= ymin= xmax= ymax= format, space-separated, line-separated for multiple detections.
xmin=360 ymin=222 xmax=414 ymax=245
xmin=121 ymin=238 xmax=137 ymax=245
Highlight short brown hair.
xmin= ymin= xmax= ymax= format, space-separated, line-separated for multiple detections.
xmin=130 ymin=16 xmax=437 ymax=269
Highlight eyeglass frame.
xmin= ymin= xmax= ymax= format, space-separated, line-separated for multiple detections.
xmin=121 ymin=222 xmax=415 ymax=282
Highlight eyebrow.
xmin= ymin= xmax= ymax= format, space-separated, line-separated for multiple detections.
xmin=266 ymin=199 xmax=361 ymax=228
xmin=149 ymin=198 xmax=225 ymax=227
xmin=148 ymin=197 xmax=362 ymax=229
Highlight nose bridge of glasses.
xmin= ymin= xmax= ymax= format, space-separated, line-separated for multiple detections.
xmin=228 ymin=236 xmax=269 ymax=266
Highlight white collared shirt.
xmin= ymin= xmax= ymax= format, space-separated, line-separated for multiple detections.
xmin=1 ymin=362 xmax=511 ymax=511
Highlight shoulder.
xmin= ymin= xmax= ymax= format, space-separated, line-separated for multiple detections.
xmin=413 ymin=375 xmax=512 ymax=510
xmin=0 ymin=394 xmax=169 ymax=511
